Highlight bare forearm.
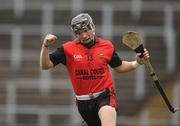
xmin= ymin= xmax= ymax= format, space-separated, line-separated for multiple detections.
xmin=40 ymin=45 xmax=53 ymax=69
xmin=113 ymin=61 xmax=140 ymax=73
xmin=113 ymin=47 xmax=150 ymax=73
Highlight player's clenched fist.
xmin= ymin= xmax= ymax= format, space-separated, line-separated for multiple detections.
xmin=43 ymin=34 xmax=57 ymax=47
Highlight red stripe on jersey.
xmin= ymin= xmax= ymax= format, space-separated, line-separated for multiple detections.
xmin=63 ymin=37 xmax=115 ymax=95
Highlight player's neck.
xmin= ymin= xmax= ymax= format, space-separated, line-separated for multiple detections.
xmin=82 ymin=40 xmax=95 ymax=48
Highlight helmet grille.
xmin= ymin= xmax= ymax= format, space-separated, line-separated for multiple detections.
xmin=71 ymin=13 xmax=93 ymax=32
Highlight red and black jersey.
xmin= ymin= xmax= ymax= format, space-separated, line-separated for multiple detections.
xmin=50 ymin=37 xmax=122 ymax=95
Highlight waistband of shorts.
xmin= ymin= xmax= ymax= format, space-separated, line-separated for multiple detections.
xmin=75 ymin=89 xmax=106 ymax=100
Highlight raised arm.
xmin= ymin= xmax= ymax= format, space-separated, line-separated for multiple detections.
xmin=40 ymin=34 xmax=57 ymax=70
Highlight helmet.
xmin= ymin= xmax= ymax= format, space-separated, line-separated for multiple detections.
xmin=71 ymin=13 xmax=94 ymax=33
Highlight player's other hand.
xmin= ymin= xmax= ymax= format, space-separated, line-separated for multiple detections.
xmin=43 ymin=34 xmax=57 ymax=47
xmin=136 ymin=48 xmax=150 ymax=64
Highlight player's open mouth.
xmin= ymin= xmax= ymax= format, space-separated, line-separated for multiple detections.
xmin=82 ymin=38 xmax=91 ymax=43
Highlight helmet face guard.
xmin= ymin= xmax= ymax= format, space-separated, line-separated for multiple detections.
xmin=71 ymin=20 xmax=90 ymax=32
xmin=71 ymin=13 xmax=94 ymax=34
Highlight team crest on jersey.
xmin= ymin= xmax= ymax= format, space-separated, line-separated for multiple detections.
xmin=87 ymin=53 xmax=93 ymax=61
xmin=98 ymin=52 xmax=104 ymax=59
xmin=73 ymin=54 xmax=82 ymax=61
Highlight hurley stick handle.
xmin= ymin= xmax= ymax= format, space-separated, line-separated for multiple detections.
xmin=141 ymin=58 xmax=158 ymax=81
xmin=142 ymin=57 xmax=178 ymax=113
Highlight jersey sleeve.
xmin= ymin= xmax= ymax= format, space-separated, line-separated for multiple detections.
xmin=49 ymin=46 xmax=66 ymax=66
xmin=108 ymin=51 xmax=122 ymax=68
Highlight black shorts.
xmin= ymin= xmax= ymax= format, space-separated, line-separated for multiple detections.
xmin=76 ymin=88 xmax=117 ymax=126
